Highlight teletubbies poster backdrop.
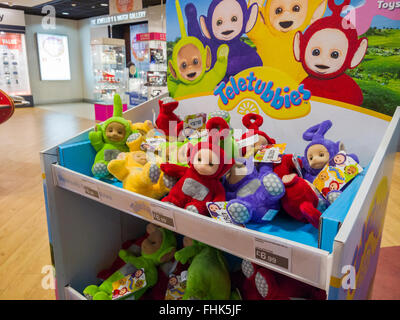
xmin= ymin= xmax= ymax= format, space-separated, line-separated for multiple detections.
xmin=166 ymin=0 xmax=400 ymax=117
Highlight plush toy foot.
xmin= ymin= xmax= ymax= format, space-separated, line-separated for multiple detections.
xmin=299 ymin=202 xmax=322 ymax=229
xmin=127 ymin=132 xmax=141 ymax=143
xmin=92 ymin=162 xmax=109 ymax=178
xmin=185 ymin=205 xmax=199 ymax=214
xmin=208 ymin=110 xmax=230 ymax=123
xmin=227 ymin=201 xmax=251 ymax=224
xmin=241 ymin=260 xmax=255 ymax=278
xmin=149 ymin=164 xmax=161 ymax=184
xmin=93 ymin=291 xmax=112 ymax=300
xmin=163 ymin=174 xmax=178 ymax=189
xmin=317 ymin=195 xmax=329 ymax=212
xmin=327 ymin=190 xmax=342 ymax=204
xmin=262 ymin=173 xmax=285 ymax=198
xmin=83 ymin=285 xmax=100 ymax=300
xmin=254 ymin=268 xmax=279 ymax=300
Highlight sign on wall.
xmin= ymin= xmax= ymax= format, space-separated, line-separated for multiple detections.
xmin=0 ymin=7 xmax=25 ymax=27
xmin=109 ymin=0 xmax=143 ymax=15
xmin=36 ymin=33 xmax=71 ymax=81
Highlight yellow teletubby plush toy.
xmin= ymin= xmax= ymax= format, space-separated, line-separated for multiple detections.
xmin=126 ymin=120 xmax=157 ymax=152
xmin=247 ymin=0 xmax=327 ymax=83
xmin=107 ymin=151 xmax=175 ymax=199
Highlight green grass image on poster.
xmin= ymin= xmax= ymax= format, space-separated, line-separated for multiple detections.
xmin=347 ymin=28 xmax=400 ymax=117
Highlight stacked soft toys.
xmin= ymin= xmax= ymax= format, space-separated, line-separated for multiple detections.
xmin=85 ymin=95 xmax=364 ymax=301
xmin=83 ymin=223 xmax=326 ymax=301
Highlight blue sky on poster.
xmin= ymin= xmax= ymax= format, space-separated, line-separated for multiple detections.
xmin=166 ymin=0 xmax=399 ymax=41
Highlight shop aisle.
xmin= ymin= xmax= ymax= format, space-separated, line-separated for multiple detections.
xmin=0 ymin=105 xmax=399 ymax=299
xmin=0 ymin=106 xmax=94 ymax=300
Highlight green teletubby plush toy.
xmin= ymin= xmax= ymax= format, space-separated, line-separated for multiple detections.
xmin=89 ymin=94 xmax=132 ymax=178
xmin=174 ymin=237 xmax=231 ymax=300
xmin=83 ymin=224 xmax=177 ymax=300
xmin=167 ymin=0 xmax=229 ymax=99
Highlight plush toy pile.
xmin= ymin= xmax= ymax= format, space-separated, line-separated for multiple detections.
xmin=86 ymin=95 xmax=363 ymax=300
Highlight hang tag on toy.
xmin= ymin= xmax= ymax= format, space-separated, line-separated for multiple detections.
xmin=313 ymin=151 xmax=363 ymax=198
xmin=111 ymin=268 xmax=147 ymax=300
xmin=184 ymin=113 xmax=207 ymax=130
xmin=236 ymin=134 xmax=259 ymax=149
xmin=188 ymin=129 xmax=208 ymax=140
xmin=165 ymin=270 xmax=188 ymax=300
xmin=292 ymin=154 xmax=303 ymax=178
xmin=206 ymin=202 xmax=245 ymax=227
xmin=254 ymin=144 xmax=287 ymax=163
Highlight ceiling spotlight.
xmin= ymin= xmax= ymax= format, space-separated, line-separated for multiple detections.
xmin=71 ymin=3 xmax=77 ymax=6
xmin=100 ymin=3 xmax=108 ymax=6
xmin=62 ymin=12 xmax=69 ymax=15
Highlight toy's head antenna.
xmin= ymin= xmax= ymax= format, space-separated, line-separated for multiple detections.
xmin=113 ymin=94 xmax=123 ymax=118
xmin=303 ymin=120 xmax=333 ymax=142
xmin=206 ymin=116 xmax=230 ymax=144
xmin=176 ymin=0 xmax=187 ymax=38
xmin=243 ymin=113 xmax=263 ymax=131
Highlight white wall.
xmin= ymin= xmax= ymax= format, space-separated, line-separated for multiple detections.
xmin=25 ymin=15 xmax=84 ymax=105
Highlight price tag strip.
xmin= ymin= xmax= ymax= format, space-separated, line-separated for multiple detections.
xmin=151 ymin=203 xmax=176 ymax=230
xmin=254 ymin=237 xmax=292 ymax=271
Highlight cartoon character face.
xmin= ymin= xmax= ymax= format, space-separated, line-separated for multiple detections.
xmin=193 ymin=149 xmax=220 ymax=176
xmin=329 ymin=180 xmax=340 ymax=191
xmin=307 ymin=144 xmax=330 ymax=169
xmin=318 ymin=171 xmax=329 ymax=181
xmin=135 ymin=269 xmax=144 ymax=278
xmin=269 ymin=0 xmax=308 ymax=32
xmin=106 ymin=122 xmax=126 ymax=142
xmin=345 ymin=165 xmax=357 ymax=175
xmin=177 ymin=44 xmax=204 ymax=81
xmin=132 ymin=151 xmax=147 ymax=166
xmin=253 ymin=135 xmax=270 ymax=154
xmin=211 ymin=0 xmax=244 ymax=41
xmin=119 ymin=287 xmax=128 ymax=295
xmin=208 ymin=203 xmax=220 ymax=213
xmin=304 ymin=28 xmax=348 ymax=75
xmin=169 ymin=276 xmax=178 ymax=287
xmin=334 ymin=153 xmax=346 ymax=165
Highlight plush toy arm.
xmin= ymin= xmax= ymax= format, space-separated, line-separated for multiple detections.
xmin=89 ymin=128 xmax=104 ymax=152
xmin=107 ymin=158 xmax=129 ymax=181
xmin=174 ymin=244 xmax=203 ymax=264
xmin=119 ymin=249 xmax=147 ymax=269
xmin=204 ymin=44 xmax=229 ymax=85
xmin=160 ymin=163 xmax=187 ymax=178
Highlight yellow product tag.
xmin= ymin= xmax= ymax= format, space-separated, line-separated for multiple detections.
xmin=254 ymin=143 xmax=287 ymax=163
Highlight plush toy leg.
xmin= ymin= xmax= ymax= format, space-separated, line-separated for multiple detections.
xmin=92 ymin=161 xmax=110 ymax=178
xmin=185 ymin=201 xmax=208 ymax=216
xmin=261 ymin=172 xmax=285 ymax=199
xmin=241 ymin=260 xmax=263 ymax=300
xmin=107 ymin=158 xmax=129 ymax=181
xmin=227 ymin=200 xmax=252 ymax=224
xmin=254 ymin=268 xmax=281 ymax=300
xmin=299 ymin=202 xmax=322 ymax=229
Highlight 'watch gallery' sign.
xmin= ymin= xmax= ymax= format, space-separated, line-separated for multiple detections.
xmin=90 ymin=10 xmax=146 ymax=26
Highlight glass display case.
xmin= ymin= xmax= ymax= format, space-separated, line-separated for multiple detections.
xmin=0 ymin=32 xmax=31 ymax=98
xmin=91 ymin=38 xmax=127 ymax=105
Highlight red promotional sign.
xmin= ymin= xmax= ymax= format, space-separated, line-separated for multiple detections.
xmin=0 ymin=33 xmax=22 ymax=51
xmin=116 ymin=0 xmax=134 ymax=13
xmin=136 ymin=33 xmax=166 ymax=42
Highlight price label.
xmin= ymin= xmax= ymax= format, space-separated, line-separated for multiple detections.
xmin=151 ymin=203 xmax=176 ymax=230
xmin=81 ymin=179 xmax=100 ymax=199
xmin=254 ymin=237 xmax=291 ymax=271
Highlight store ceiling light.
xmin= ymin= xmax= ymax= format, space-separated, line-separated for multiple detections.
xmin=100 ymin=3 xmax=108 ymax=6
xmin=62 ymin=12 xmax=69 ymax=15
xmin=71 ymin=3 xmax=77 ymax=6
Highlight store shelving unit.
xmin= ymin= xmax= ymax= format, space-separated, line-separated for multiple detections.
xmin=40 ymin=95 xmax=400 ymax=300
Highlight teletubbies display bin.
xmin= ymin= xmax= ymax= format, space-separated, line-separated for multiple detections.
xmin=40 ymin=0 xmax=400 ymax=300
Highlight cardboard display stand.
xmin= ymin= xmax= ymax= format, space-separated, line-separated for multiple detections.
xmin=40 ymin=0 xmax=400 ymax=300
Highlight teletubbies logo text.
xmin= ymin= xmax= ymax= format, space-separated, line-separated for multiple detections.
xmin=214 ymin=67 xmax=312 ymax=120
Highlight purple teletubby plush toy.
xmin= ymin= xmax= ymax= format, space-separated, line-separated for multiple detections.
xmin=185 ymin=0 xmax=263 ymax=83
xmin=223 ymin=158 xmax=285 ymax=224
xmin=301 ymin=120 xmax=359 ymax=187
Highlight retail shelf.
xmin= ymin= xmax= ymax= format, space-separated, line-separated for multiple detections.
xmin=64 ymin=286 xmax=86 ymax=300
xmin=52 ymin=163 xmax=331 ymax=290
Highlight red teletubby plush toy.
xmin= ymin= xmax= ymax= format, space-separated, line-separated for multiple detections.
xmin=273 ymin=154 xmax=323 ymax=229
xmin=160 ymin=117 xmax=234 ymax=215
xmin=293 ymin=0 xmax=368 ymax=106
xmin=156 ymin=97 xmax=184 ymax=138
xmin=240 ymin=113 xmax=276 ymax=157
xmin=240 ymin=260 xmax=326 ymax=300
